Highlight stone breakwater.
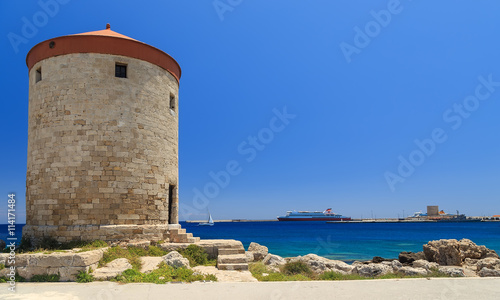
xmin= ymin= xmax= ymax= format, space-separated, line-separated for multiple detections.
xmin=246 ymin=239 xmax=500 ymax=278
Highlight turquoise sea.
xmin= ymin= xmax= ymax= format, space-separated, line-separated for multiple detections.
xmin=182 ymin=221 xmax=500 ymax=262
xmin=2 ymin=222 xmax=499 ymax=262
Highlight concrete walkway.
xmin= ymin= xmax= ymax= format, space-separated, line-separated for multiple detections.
xmin=1 ymin=278 xmax=499 ymax=300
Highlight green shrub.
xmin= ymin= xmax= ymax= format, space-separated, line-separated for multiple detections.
xmin=30 ymin=274 xmax=60 ymax=282
xmin=147 ymin=245 xmax=166 ymax=257
xmin=40 ymin=237 xmax=60 ymax=250
xmin=260 ymin=272 xmax=311 ymax=281
xmin=282 ymin=261 xmax=313 ymax=276
xmin=203 ymin=274 xmax=218 ymax=281
xmin=205 ymin=259 xmax=217 ymax=266
xmin=70 ymin=240 xmax=108 ymax=252
xmin=252 ymin=261 xmax=456 ymax=282
xmin=153 ymin=240 xmax=165 ymax=246
xmin=0 ymin=273 xmax=27 ymax=282
xmin=173 ymin=267 xmax=197 ymax=281
xmin=114 ymin=263 xmax=217 ymax=283
xmin=179 ymin=245 xmax=208 ymax=266
xmin=319 ymin=271 xmax=368 ymax=280
xmin=76 ymin=270 xmax=94 ymax=283
xmin=249 ymin=262 xmax=268 ymax=276
xmin=16 ymin=238 xmax=108 ymax=254
xmin=17 ymin=237 xmax=32 ymax=252
xmin=427 ymin=268 xmax=451 ymax=278
xmin=249 ymin=262 xmax=313 ymax=281
xmin=99 ymin=246 xmax=142 ymax=271
xmin=115 ymin=269 xmax=143 ymax=283
xmin=122 ymin=245 xmax=167 ymax=258
xmin=0 ymin=264 xmax=5 ymax=270
xmin=127 ymin=246 xmax=149 ymax=257
xmin=15 ymin=273 xmax=26 ymax=282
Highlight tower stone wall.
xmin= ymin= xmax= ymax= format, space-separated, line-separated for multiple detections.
xmin=23 ymin=26 xmax=186 ymax=244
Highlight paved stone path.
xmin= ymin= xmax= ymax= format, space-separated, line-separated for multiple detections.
xmin=1 ymin=278 xmax=499 ymax=300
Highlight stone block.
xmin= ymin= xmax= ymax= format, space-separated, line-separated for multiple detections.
xmin=30 ymin=253 xmax=75 ymax=267
xmin=72 ymin=249 xmax=106 ymax=267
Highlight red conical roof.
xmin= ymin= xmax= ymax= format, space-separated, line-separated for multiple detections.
xmin=26 ymin=24 xmax=181 ymax=82
xmin=73 ymin=24 xmax=138 ymax=41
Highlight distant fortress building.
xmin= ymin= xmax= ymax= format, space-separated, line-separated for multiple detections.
xmin=24 ymin=24 xmax=196 ymax=244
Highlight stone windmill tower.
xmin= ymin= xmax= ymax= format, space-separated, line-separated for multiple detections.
xmin=24 ymin=24 xmax=196 ymax=245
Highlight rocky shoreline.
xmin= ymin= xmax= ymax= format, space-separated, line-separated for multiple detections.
xmin=1 ymin=238 xmax=499 ymax=282
xmin=246 ymin=238 xmax=500 ymax=278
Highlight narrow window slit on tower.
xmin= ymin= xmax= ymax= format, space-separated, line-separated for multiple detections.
xmin=168 ymin=184 xmax=176 ymax=224
xmin=36 ymin=67 xmax=42 ymax=83
xmin=170 ymin=93 xmax=176 ymax=111
xmin=115 ymin=63 xmax=127 ymax=78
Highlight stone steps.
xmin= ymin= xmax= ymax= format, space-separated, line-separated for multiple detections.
xmin=218 ymin=254 xmax=247 ymax=264
xmin=217 ymin=263 xmax=249 ymax=271
xmin=218 ymin=248 xmax=245 ymax=255
xmin=169 ymin=228 xmax=200 ymax=243
xmin=216 ymin=243 xmax=249 ymax=271
xmin=188 ymin=236 xmax=200 ymax=243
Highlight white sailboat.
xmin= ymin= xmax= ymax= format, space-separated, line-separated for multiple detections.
xmin=199 ymin=212 xmax=214 ymax=226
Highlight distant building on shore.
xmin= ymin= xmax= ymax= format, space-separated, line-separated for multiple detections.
xmin=427 ymin=206 xmax=439 ymax=216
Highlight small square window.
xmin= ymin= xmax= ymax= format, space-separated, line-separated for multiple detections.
xmin=170 ymin=94 xmax=176 ymax=111
xmin=35 ymin=67 xmax=42 ymax=83
xmin=115 ymin=63 xmax=127 ymax=78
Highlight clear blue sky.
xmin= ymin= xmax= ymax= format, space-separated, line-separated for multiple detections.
xmin=1 ymin=0 xmax=500 ymax=223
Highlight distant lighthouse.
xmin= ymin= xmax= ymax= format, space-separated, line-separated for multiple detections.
xmin=23 ymin=24 xmax=194 ymax=244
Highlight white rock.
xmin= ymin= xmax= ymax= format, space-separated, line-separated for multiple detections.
xmin=464 ymin=258 xmax=478 ymax=267
xmin=92 ymin=258 xmax=133 ymax=280
xmin=162 ymin=251 xmax=190 ymax=268
xmin=0 ymin=268 xmax=11 ymax=277
xmin=423 ymin=239 xmax=498 ymax=266
xmin=412 ymin=259 xmax=439 ymax=270
xmin=192 ymin=265 xmax=257 ymax=282
xmin=58 ymin=266 xmax=87 ymax=281
xmin=398 ymin=266 xmax=429 ymax=276
xmin=437 ymin=266 xmax=465 ymax=277
xmin=291 ymin=254 xmax=354 ymax=275
xmin=245 ymin=251 xmax=255 ymax=263
xmin=263 ymin=254 xmax=286 ymax=267
xmin=476 ymin=257 xmax=500 ymax=272
xmin=355 ymin=263 xmax=392 ymax=277
xmin=248 ymin=242 xmax=268 ymax=261
xmin=391 ymin=260 xmax=403 ymax=271
xmin=140 ymin=256 xmax=164 ymax=273
xmin=72 ymin=248 xmax=106 ymax=267
xmin=478 ymin=267 xmax=500 ymax=277
xmin=351 ymin=261 xmax=364 ymax=267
